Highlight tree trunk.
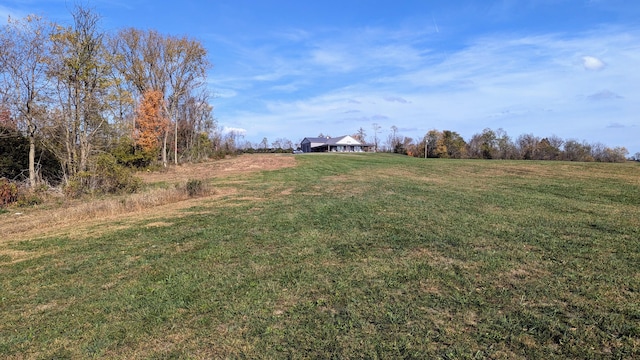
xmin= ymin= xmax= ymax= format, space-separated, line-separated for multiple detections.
xmin=174 ymin=118 xmax=178 ymax=165
xmin=162 ymin=131 xmax=168 ymax=167
xmin=28 ymin=130 xmax=36 ymax=187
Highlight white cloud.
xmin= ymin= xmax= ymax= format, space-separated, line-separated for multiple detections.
xmin=582 ymin=55 xmax=606 ymax=70
xmin=222 ymin=126 xmax=246 ymax=135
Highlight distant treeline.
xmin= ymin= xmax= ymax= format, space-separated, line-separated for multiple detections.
xmin=380 ymin=127 xmax=633 ymax=163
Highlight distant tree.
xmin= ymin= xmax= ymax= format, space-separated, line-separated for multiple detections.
xmin=387 ymin=125 xmax=402 ymax=153
xmin=423 ymin=130 xmax=439 ymax=158
xmin=442 ymin=130 xmax=467 ymax=158
xmin=479 ymin=128 xmax=499 ymax=159
xmin=563 ymin=140 xmax=593 ymax=162
xmin=353 ymin=127 xmax=366 ymax=143
xmin=516 ymin=133 xmax=540 ymax=160
xmin=601 ymin=146 xmax=628 ymax=163
xmin=495 ymin=128 xmax=516 ymax=159
xmin=371 ymin=123 xmax=381 ymax=152
xmin=467 ymin=129 xmax=499 ymax=159
xmin=260 ymin=137 xmax=269 ymax=150
xmin=537 ymin=137 xmax=562 ymax=160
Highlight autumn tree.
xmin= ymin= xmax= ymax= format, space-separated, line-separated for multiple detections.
xmin=0 ymin=105 xmax=14 ymax=131
xmin=135 ymin=89 xmax=168 ymax=156
xmin=0 ymin=15 xmax=52 ymax=187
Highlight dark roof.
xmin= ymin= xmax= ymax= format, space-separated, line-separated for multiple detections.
xmin=302 ymin=137 xmax=331 ymax=143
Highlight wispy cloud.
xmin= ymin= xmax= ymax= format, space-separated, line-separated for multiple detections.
xmin=582 ymin=56 xmax=606 ymax=70
xmin=0 ymin=5 xmax=25 ymax=23
xmin=215 ymin=23 xmax=639 ymax=152
xmin=384 ymin=96 xmax=410 ymax=104
xmin=587 ymin=90 xmax=623 ymax=101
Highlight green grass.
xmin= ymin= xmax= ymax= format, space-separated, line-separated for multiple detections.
xmin=1 ymin=154 xmax=639 ymax=359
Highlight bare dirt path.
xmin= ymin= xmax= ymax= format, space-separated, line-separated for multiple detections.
xmin=138 ymin=153 xmax=296 ymax=183
xmin=0 ymin=154 xmax=296 ymax=245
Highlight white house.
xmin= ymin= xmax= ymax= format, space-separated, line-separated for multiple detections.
xmin=300 ymin=135 xmax=370 ymax=153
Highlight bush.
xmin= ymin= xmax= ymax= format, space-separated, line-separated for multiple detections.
xmin=64 ymin=154 xmax=143 ymax=198
xmin=110 ymin=137 xmax=155 ymax=168
xmin=0 ymin=178 xmax=19 ymax=208
xmin=185 ymin=179 xmax=205 ymax=197
xmin=14 ymin=184 xmax=49 ymax=207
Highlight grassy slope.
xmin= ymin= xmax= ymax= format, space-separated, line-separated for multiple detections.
xmin=1 ymin=154 xmax=638 ymax=359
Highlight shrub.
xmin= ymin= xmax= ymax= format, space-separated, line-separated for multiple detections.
xmin=110 ymin=137 xmax=155 ymax=168
xmin=185 ymin=179 xmax=205 ymax=197
xmin=16 ymin=190 xmax=44 ymax=207
xmin=64 ymin=154 xmax=143 ymax=198
xmin=0 ymin=178 xmax=19 ymax=208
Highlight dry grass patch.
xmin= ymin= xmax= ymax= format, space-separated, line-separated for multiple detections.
xmin=0 ymin=154 xmax=296 ymax=244
xmin=138 ymin=154 xmax=296 ymax=184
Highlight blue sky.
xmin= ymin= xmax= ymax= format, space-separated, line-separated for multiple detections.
xmin=2 ymin=0 xmax=639 ymax=153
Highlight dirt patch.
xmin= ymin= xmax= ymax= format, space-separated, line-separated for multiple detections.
xmin=0 ymin=154 xmax=296 ymax=244
xmin=138 ymin=153 xmax=296 ymax=184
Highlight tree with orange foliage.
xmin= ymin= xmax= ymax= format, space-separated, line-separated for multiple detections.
xmin=134 ymin=89 xmax=168 ymax=157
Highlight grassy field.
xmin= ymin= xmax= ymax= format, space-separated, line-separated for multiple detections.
xmin=1 ymin=154 xmax=639 ymax=359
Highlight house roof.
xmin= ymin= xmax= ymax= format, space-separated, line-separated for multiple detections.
xmin=325 ymin=135 xmax=362 ymax=145
xmin=302 ymin=137 xmax=330 ymax=144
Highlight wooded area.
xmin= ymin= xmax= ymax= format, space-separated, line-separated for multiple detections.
xmin=0 ymin=5 xmax=225 ymax=198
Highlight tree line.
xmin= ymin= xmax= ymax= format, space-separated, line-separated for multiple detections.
xmin=362 ymin=126 xmax=633 ymax=162
xmin=0 ymin=5 xmax=228 ymax=195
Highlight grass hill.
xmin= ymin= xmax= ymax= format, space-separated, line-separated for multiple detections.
xmin=1 ymin=153 xmax=638 ymax=358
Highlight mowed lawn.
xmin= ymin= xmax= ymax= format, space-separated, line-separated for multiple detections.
xmin=1 ymin=154 xmax=638 ymax=359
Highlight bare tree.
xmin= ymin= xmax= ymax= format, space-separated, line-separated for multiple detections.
xmin=47 ymin=5 xmax=112 ymax=181
xmin=371 ymin=123 xmax=381 ymax=152
xmin=0 ymin=15 xmax=52 ymax=187
xmin=387 ymin=125 xmax=401 ymax=153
